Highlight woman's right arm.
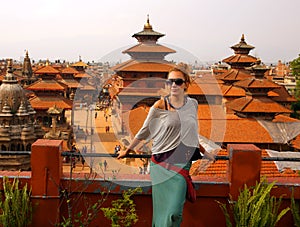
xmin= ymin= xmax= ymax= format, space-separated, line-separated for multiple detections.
xmin=117 ymin=137 xmax=142 ymax=159
xmin=117 ymin=98 xmax=164 ymax=159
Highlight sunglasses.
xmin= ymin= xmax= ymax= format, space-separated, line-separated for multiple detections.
xmin=165 ymin=78 xmax=185 ymax=86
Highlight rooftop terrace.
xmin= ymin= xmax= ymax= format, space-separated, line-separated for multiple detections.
xmin=0 ymin=140 xmax=300 ymax=226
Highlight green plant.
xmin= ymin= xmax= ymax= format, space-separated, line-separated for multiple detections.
xmin=56 ymin=171 xmax=110 ymax=227
xmin=290 ymin=189 xmax=300 ymax=227
xmin=0 ymin=176 xmax=32 ymax=227
xmin=217 ymin=178 xmax=290 ymax=227
xmin=101 ymin=187 xmax=142 ymax=227
xmin=56 ymin=161 xmax=121 ymax=227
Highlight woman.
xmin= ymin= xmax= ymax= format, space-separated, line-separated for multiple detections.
xmin=117 ymin=62 xmax=215 ymax=226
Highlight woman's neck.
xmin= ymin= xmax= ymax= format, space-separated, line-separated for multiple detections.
xmin=168 ymin=94 xmax=186 ymax=109
xmin=170 ymin=94 xmax=184 ymax=103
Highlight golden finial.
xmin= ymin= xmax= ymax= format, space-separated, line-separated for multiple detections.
xmin=144 ymin=14 xmax=152 ymax=30
xmin=7 ymin=58 xmax=12 ymax=68
xmin=241 ymin=34 xmax=245 ymax=42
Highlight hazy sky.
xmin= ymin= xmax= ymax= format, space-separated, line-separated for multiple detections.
xmin=1 ymin=0 xmax=300 ymax=64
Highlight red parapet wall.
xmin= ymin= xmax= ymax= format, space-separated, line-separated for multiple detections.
xmin=0 ymin=140 xmax=298 ymax=226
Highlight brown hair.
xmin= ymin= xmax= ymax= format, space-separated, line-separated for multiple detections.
xmin=168 ymin=62 xmax=191 ymax=89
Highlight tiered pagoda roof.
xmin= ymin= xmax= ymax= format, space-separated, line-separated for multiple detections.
xmin=34 ymin=64 xmax=60 ymax=75
xmin=215 ymin=68 xmax=253 ymax=84
xmin=26 ymin=79 xmax=67 ymax=91
xmin=222 ymin=34 xmax=258 ymax=69
xmin=29 ymin=95 xmax=73 ymax=110
xmin=122 ymin=15 xmax=175 ymax=62
xmin=111 ymin=61 xmax=173 ymax=72
xmin=226 ymin=96 xmax=291 ymax=116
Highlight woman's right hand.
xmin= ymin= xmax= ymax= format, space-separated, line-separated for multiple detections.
xmin=117 ymin=148 xmax=130 ymax=159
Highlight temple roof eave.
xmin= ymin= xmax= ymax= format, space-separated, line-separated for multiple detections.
xmin=111 ymin=59 xmax=174 ymax=72
xmin=122 ymin=43 xmax=176 ymax=54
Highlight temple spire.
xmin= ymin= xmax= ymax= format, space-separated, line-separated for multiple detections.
xmin=4 ymin=59 xmax=17 ymax=82
xmin=22 ymin=50 xmax=34 ymax=84
xmin=144 ymin=14 xmax=152 ymax=30
xmin=241 ymin=34 xmax=245 ymax=42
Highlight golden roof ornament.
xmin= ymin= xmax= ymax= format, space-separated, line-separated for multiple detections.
xmin=241 ymin=34 xmax=245 ymax=42
xmin=4 ymin=59 xmax=17 ymax=82
xmin=144 ymin=15 xmax=152 ymax=30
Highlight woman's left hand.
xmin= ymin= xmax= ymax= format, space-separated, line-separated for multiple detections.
xmin=203 ymin=149 xmax=219 ymax=162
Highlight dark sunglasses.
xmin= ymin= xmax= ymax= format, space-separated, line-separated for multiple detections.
xmin=165 ymin=78 xmax=185 ymax=86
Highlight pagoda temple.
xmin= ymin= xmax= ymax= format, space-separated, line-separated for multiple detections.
xmin=0 ymin=59 xmax=44 ymax=170
xmin=216 ymin=34 xmax=257 ymax=84
xmin=22 ymin=50 xmax=37 ymax=86
xmin=109 ymin=16 xmax=176 ymax=134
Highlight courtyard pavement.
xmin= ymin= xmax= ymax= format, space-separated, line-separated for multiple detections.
xmin=64 ymin=106 xmax=144 ymax=176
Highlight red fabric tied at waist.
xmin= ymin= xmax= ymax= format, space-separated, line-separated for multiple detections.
xmin=151 ymin=156 xmax=197 ymax=203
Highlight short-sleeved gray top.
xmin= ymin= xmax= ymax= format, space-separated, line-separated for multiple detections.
xmin=135 ymin=96 xmax=199 ymax=155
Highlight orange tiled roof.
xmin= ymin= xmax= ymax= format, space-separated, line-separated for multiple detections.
xmin=226 ymin=96 xmax=292 ymax=113
xmin=271 ymin=85 xmax=297 ymax=102
xmin=71 ymin=61 xmax=88 ymax=67
xmin=221 ymin=84 xmax=246 ymax=97
xmin=198 ymin=104 xmax=227 ymax=120
xmin=222 ymin=54 xmax=258 ymax=64
xmin=61 ymin=67 xmax=79 ymax=74
xmin=192 ymin=74 xmax=224 ymax=84
xmin=190 ymin=149 xmax=300 ymax=178
xmin=60 ymin=79 xmax=82 ymax=89
xmin=25 ymin=80 xmax=67 ymax=91
xmin=291 ymin=135 xmax=300 ymax=149
xmin=123 ymin=106 xmax=149 ymax=136
xmin=123 ymin=43 xmax=175 ymax=54
xmin=234 ymin=78 xmax=281 ymax=89
xmin=29 ymin=95 xmax=73 ymax=110
xmin=74 ymin=72 xmax=92 ymax=79
xmin=118 ymin=87 xmax=162 ymax=97
xmin=34 ymin=65 xmax=60 ymax=74
xmin=268 ymin=90 xmax=280 ymax=97
xmin=190 ymin=149 xmax=228 ymax=177
xmin=215 ymin=69 xmax=253 ymax=82
xmin=188 ymin=75 xmax=223 ymax=95
xmin=188 ymin=82 xmax=223 ymax=96
xmin=198 ymin=117 xmax=274 ymax=143
xmin=273 ymin=114 xmax=300 ymax=122
xmin=111 ymin=59 xmax=174 ymax=72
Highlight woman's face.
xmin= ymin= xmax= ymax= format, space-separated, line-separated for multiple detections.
xmin=165 ymin=71 xmax=187 ymax=96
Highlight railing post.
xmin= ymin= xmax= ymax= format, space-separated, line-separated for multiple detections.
xmin=31 ymin=139 xmax=63 ymax=226
xmin=228 ymin=144 xmax=261 ymax=200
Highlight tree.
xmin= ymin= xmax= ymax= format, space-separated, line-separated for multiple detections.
xmin=290 ymin=54 xmax=300 ymax=100
xmin=290 ymin=54 xmax=300 ymax=118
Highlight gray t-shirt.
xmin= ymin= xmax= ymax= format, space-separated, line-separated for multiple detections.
xmin=135 ymin=97 xmax=199 ymax=154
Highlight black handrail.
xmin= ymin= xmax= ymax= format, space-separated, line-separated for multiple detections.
xmin=0 ymin=151 xmax=31 ymax=155
xmin=1 ymin=151 xmax=300 ymax=162
xmin=60 ymin=152 xmax=300 ymax=162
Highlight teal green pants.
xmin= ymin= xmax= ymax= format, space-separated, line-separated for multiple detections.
xmin=150 ymin=161 xmax=190 ymax=227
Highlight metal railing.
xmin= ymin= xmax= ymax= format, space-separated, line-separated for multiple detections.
xmin=1 ymin=151 xmax=300 ymax=162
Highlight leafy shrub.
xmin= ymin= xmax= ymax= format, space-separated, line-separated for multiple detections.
xmin=0 ymin=176 xmax=32 ymax=227
xmin=101 ymin=187 xmax=142 ymax=227
xmin=217 ymin=178 xmax=290 ymax=227
xmin=291 ymin=189 xmax=300 ymax=227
